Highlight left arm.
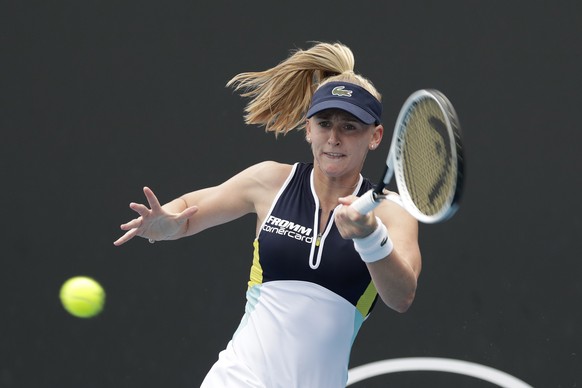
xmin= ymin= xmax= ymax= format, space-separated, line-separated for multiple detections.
xmin=336 ymin=195 xmax=422 ymax=313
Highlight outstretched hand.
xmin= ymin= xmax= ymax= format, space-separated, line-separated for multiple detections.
xmin=113 ymin=187 xmax=198 ymax=246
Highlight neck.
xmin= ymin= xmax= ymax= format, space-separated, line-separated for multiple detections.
xmin=311 ymin=167 xmax=360 ymax=209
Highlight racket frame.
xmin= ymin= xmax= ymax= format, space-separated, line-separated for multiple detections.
xmin=352 ymin=89 xmax=464 ymax=224
xmin=394 ymin=89 xmax=463 ymax=223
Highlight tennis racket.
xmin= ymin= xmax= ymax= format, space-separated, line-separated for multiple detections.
xmin=352 ymin=89 xmax=464 ymax=223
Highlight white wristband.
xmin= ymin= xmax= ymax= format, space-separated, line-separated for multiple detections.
xmin=353 ymin=217 xmax=394 ymax=263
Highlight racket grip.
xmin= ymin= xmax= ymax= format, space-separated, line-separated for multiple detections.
xmin=351 ymin=189 xmax=381 ymax=215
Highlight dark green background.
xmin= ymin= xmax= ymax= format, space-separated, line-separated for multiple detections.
xmin=2 ymin=1 xmax=580 ymax=387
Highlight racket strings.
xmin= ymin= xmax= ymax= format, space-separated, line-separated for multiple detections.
xmin=401 ymin=99 xmax=455 ymax=216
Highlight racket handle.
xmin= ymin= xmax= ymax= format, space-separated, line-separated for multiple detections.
xmin=351 ymin=189 xmax=382 ymax=215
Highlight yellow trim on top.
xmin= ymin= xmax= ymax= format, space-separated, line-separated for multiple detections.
xmin=247 ymin=239 xmax=263 ymax=290
xmin=355 ymin=280 xmax=378 ymax=317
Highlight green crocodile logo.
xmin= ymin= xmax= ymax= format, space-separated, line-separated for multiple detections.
xmin=331 ymin=86 xmax=353 ymax=97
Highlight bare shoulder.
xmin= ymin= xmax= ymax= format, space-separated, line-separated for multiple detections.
xmin=241 ymin=161 xmax=293 ymax=191
xmin=223 ymin=161 xmax=293 ymax=207
xmin=235 ymin=161 xmax=293 ymax=223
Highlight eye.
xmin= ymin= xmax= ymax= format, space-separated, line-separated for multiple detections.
xmin=317 ymin=120 xmax=332 ymax=128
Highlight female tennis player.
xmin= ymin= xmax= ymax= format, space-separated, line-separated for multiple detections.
xmin=114 ymin=42 xmax=422 ymax=388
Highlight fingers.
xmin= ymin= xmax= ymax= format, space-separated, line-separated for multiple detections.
xmin=143 ymin=186 xmax=162 ymax=211
xmin=114 ymin=187 xmax=159 ymax=247
xmin=129 ymin=202 xmax=151 ymax=218
xmin=113 ymin=228 xmax=139 ymax=246
xmin=177 ymin=206 xmax=198 ymax=221
xmin=126 ymin=187 xmax=159 ymax=220
xmin=338 ymin=195 xmax=357 ymax=206
xmin=120 ymin=215 xmax=143 ymax=231
xmin=114 ymin=186 xmax=196 ymax=247
xmin=336 ymin=196 xmax=377 ymax=239
xmin=338 ymin=196 xmax=367 ymax=222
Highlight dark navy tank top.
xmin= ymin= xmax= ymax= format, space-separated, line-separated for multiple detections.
xmin=252 ymin=162 xmax=378 ymax=315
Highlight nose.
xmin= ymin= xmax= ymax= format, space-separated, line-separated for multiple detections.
xmin=328 ymin=126 xmax=341 ymax=146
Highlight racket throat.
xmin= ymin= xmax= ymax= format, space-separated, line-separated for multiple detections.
xmin=374 ymin=163 xmax=394 ymax=196
xmin=372 ymin=191 xmax=386 ymax=202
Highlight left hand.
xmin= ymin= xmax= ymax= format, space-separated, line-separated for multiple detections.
xmin=114 ymin=187 xmax=198 ymax=246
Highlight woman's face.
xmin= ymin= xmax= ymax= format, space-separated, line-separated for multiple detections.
xmin=306 ymin=109 xmax=383 ymax=180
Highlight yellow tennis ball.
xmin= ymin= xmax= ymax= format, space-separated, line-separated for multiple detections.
xmin=59 ymin=276 xmax=105 ymax=318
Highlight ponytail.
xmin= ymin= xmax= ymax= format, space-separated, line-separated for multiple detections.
xmin=227 ymin=42 xmax=381 ymax=136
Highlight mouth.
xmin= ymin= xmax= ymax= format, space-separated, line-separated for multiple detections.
xmin=324 ymin=152 xmax=345 ymax=159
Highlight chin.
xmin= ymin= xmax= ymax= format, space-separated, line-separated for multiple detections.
xmin=318 ymin=163 xmax=346 ymax=177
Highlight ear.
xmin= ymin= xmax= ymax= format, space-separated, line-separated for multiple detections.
xmin=305 ymin=119 xmax=312 ymax=142
xmin=369 ymin=124 xmax=384 ymax=150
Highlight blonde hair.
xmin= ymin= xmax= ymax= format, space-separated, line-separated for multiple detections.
xmin=227 ymin=42 xmax=382 ymax=136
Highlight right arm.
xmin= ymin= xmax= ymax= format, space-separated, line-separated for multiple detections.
xmin=114 ymin=161 xmax=291 ymax=246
